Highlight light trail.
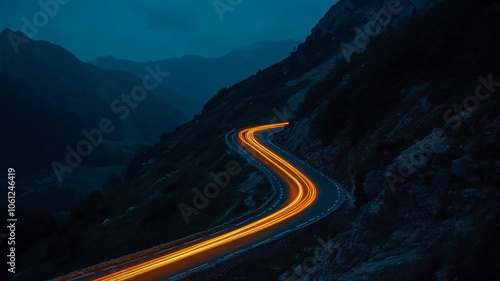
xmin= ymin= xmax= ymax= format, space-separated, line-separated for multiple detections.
xmin=91 ymin=122 xmax=318 ymax=280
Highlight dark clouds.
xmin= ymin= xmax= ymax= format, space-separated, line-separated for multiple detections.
xmin=0 ymin=0 xmax=337 ymax=61
xmin=146 ymin=10 xmax=198 ymax=32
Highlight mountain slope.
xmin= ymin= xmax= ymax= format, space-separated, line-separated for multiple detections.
xmin=92 ymin=39 xmax=299 ymax=116
xmin=0 ymin=29 xmax=188 ymax=187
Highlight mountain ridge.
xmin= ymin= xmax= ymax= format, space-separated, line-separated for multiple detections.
xmin=0 ymin=30 xmax=189 ymax=195
xmin=91 ymin=39 xmax=300 ymax=116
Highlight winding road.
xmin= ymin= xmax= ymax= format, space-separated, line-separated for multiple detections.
xmin=58 ymin=122 xmax=349 ymax=281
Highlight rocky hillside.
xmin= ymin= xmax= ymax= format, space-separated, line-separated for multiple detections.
xmin=272 ymin=0 xmax=500 ymax=279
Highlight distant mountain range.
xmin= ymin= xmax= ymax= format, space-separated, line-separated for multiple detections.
xmin=91 ymin=39 xmax=300 ymax=116
xmin=0 ymin=30 xmax=299 ymax=222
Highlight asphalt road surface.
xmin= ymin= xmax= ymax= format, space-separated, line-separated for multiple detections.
xmin=57 ymin=122 xmax=349 ymax=281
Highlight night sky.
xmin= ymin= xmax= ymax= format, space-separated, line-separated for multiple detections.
xmin=0 ymin=0 xmax=337 ymax=61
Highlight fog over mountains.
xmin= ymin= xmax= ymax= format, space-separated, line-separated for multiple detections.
xmin=91 ymin=39 xmax=300 ymax=116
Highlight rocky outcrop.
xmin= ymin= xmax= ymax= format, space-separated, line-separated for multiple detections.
xmin=277 ymin=114 xmax=499 ymax=280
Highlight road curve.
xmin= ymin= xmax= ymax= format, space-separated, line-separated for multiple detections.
xmin=57 ymin=122 xmax=348 ymax=281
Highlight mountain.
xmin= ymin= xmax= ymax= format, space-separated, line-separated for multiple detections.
xmin=91 ymin=39 xmax=300 ymax=116
xmin=0 ymin=29 xmax=188 ymax=195
xmin=11 ymin=0 xmax=500 ymax=280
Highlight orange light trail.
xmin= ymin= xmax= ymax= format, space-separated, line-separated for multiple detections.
xmin=93 ymin=122 xmax=317 ymax=280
